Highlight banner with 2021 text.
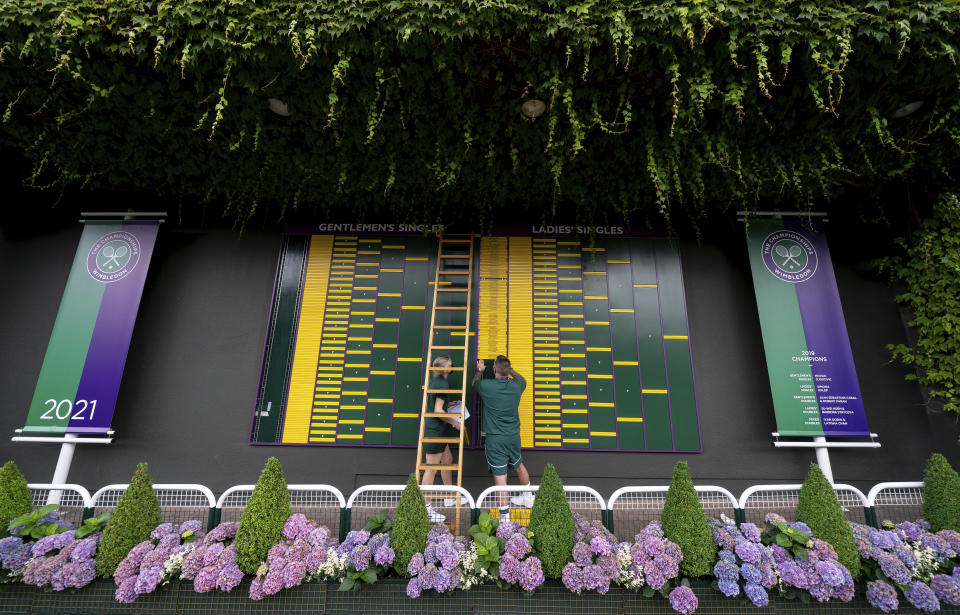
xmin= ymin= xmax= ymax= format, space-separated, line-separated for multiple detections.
xmin=22 ymin=220 xmax=159 ymax=434
xmin=745 ymin=218 xmax=870 ymax=437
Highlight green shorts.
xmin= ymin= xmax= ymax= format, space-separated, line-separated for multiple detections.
xmin=484 ymin=433 xmax=522 ymax=476
xmin=423 ymin=423 xmax=458 ymax=455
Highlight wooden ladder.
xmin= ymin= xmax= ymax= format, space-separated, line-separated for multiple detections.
xmin=414 ymin=233 xmax=474 ymax=531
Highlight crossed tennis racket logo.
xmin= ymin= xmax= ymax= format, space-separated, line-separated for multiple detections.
xmin=99 ymin=242 xmax=130 ymax=271
xmin=773 ymin=241 xmax=804 ymax=270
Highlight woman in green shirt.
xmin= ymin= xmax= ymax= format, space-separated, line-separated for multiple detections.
xmin=421 ymin=355 xmax=462 ymax=520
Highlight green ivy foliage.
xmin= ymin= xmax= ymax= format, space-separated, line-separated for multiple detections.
xmin=528 ymin=463 xmax=575 ymax=579
xmin=391 ymin=474 xmax=430 ymax=578
xmin=0 ymin=1 xmax=958 ymax=225
xmin=879 ymin=195 xmax=960 ymax=416
xmin=235 ymin=457 xmax=292 ymax=575
xmin=661 ymin=461 xmax=715 ymax=578
xmin=95 ymin=462 xmax=163 ymax=577
xmin=0 ymin=461 xmax=33 ymax=533
xmin=922 ymin=453 xmax=960 ymax=532
xmin=794 ymin=463 xmax=861 ymax=578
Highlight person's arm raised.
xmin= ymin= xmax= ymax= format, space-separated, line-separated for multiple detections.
xmin=472 ymin=359 xmax=486 ymax=385
xmin=508 ymin=368 xmax=525 ymax=384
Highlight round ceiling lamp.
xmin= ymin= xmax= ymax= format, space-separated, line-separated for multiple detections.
xmin=521 ymin=99 xmax=547 ymax=118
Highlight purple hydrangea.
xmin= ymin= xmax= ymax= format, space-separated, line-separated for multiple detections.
xmin=744 ymin=582 xmax=768 ymax=607
xmin=217 ymin=564 xmax=243 ymax=592
xmin=877 ymin=551 xmax=912 ymax=585
xmin=407 ymin=552 xmax=425 ymax=576
xmin=562 ymin=562 xmax=584 ymax=594
xmin=931 ymin=574 xmax=960 ymax=607
xmin=249 ymin=577 xmax=265 ymax=601
xmin=150 ymin=523 xmax=177 ymax=540
xmin=713 ymin=560 xmax=738 ymax=582
xmin=506 ymin=534 xmax=532 ymax=559
xmin=590 ymin=536 xmax=613 ymax=556
xmin=374 ymin=545 xmax=395 ymax=566
xmin=867 ymin=580 xmax=899 ymax=613
xmin=282 ymin=560 xmax=306 ymax=589
xmin=734 ymin=541 xmax=760 ymax=564
xmin=406 ymin=577 xmax=422 ymax=598
xmin=740 ymin=523 xmax=761 ymax=543
xmin=905 ymin=581 xmax=941 ymax=613
xmin=436 ymin=541 xmax=459 ymax=570
xmin=717 ymin=579 xmax=739 ymax=597
xmin=668 ymin=585 xmax=698 ymax=614
xmin=134 ymin=566 xmax=164 ymax=594
xmin=283 ymin=514 xmax=309 ymax=540
xmin=194 ymin=566 xmax=219 ymax=593
xmin=115 ymin=576 xmax=138 ymax=603
xmin=814 ymin=560 xmax=844 ymax=587
xmin=573 ymin=542 xmax=592 ymax=566
xmin=519 ymin=556 xmax=545 ymax=592
xmin=499 ymin=554 xmax=521 ymax=585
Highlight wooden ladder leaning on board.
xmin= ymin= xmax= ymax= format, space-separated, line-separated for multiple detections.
xmin=414 ymin=234 xmax=474 ymax=532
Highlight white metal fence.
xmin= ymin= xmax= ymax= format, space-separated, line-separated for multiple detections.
xmin=347 ymin=485 xmax=475 ymax=535
xmin=216 ymin=485 xmax=346 ymax=535
xmin=607 ymin=486 xmax=738 ymax=537
xmin=867 ymin=481 xmax=924 ymax=525
xmin=24 ymin=480 xmax=925 ymax=538
xmin=475 ymin=485 xmax=606 ymax=527
xmin=91 ymin=483 xmax=216 ymax=526
xmin=738 ymin=484 xmax=869 ymax=525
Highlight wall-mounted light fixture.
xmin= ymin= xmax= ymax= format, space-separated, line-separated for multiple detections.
xmin=268 ymin=98 xmax=291 ymax=117
xmin=891 ymin=101 xmax=924 ymax=118
xmin=521 ymin=99 xmax=546 ymax=118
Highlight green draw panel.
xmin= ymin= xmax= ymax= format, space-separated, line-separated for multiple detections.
xmin=251 ymin=232 xmax=701 ymax=452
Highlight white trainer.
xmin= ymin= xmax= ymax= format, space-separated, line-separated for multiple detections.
xmin=425 ymin=504 xmax=446 ymax=523
xmin=510 ymin=491 xmax=535 ymax=508
xmin=443 ymin=498 xmax=458 ymax=507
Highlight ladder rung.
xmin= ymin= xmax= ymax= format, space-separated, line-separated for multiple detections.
xmin=423 ymin=412 xmax=464 ymax=417
xmin=441 ymin=239 xmax=473 ymax=244
xmin=431 ymin=346 xmax=467 ymax=350
xmin=418 ymin=464 xmax=460 ymax=471
xmin=435 ymin=306 xmax=468 ymax=310
xmin=437 ymin=288 xmax=469 ymax=292
xmin=433 ymin=325 xmax=467 ymax=330
xmin=439 ymin=255 xmax=469 ymax=259
xmin=438 ymin=271 xmax=469 ymax=275
xmin=424 ymin=389 xmax=462 ymax=394
xmin=428 ymin=365 xmax=465 ymax=370
xmin=421 ymin=437 xmax=462 ymax=444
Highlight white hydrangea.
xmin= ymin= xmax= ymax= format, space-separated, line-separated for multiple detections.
xmin=457 ymin=543 xmax=489 ymax=590
xmin=614 ymin=544 xmax=644 ymax=590
xmin=910 ymin=543 xmax=940 ymax=582
xmin=311 ymin=548 xmax=348 ymax=582
xmin=166 ymin=545 xmax=193 ymax=581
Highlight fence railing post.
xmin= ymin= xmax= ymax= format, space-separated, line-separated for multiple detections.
xmin=339 ymin=508 xmax=351 ymax=543
xmin=207 ymin=507 xmax=221 ymax=531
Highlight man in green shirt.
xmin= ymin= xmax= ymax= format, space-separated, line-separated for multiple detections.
xmin=473 ymin=355 xmax=534 ymax=518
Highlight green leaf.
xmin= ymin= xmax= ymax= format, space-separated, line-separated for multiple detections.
xmin=361 ymin=567 xmax=378 ymax=583
xmin=338 ymin=577 xmax=355 ymax=592
xmin=775 ymin=533 xmax=793 ymax=547
xmin=642 ymin=586 xmax=655 ymax=598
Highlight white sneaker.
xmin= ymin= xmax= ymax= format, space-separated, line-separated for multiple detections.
xmin=510 ymin=492 xmax=535 ymax=508
xmin=425 ymin=504 xmax=446 ymax=523
xmin=443 ymin=498 xmax=458 ymax=507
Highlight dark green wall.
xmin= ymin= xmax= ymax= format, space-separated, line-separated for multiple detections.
xmin=1 ymin=213 xmax=957 ymax=499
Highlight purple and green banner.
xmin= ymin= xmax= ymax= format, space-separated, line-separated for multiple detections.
xmin=23 ymin=220 xmax=159 ymax=434
xmin=746 ymin=218 xmax=870 ymax=437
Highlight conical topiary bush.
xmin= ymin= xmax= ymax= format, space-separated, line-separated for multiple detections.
xmin=391 ymin=473 xmax=430 ymax=577
xmin=923 ymin=453 xmax=960 ymax=532
xmin=795 ymin=462 xmax=860 ymax=577
xmin=661 ymin=461 xmax=716 ymax=578
xmin=235 ymin=457 xmax=291 ymax=574
xmin=95 ymin=462 xmax=163 ymax=577
xmin=0 ymin=461 xmax=33 ymax=532
xmin=528 ymin=464 xmax=575 ymax=579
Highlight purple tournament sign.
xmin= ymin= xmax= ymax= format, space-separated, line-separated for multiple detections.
xmin=746 ymin=218 xmax=870 ymax=437
xmin=23 ymin=221 xmax=159 ymax=434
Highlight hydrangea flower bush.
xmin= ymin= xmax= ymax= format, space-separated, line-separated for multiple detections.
xmin=178 ymin=521 xmax=243 ymax=595
xmin=762 ymin=513 xmax=855 ymax=603
xmin=495 ymin=520 xmax=545 ymax=593
xmin=562 ymin=514 xmax=620 ymax=594
xmin=709 ymin=518 xmax=776 ymax=606
xmin=405 ymin=525 xmax=470 ymax=597
xmin=0 ymin=536 xmax=35 ymax=583
xmin=852 ymin=519 xmax=960 ymax=612
xmin=114 ymin=520 xmax=205 ymax=602
xmin=21 ymin=529 xmax=99 ymax=591
xmin=250 ymin=514 xmax=344 ymax=599
xmin=335 ymin=526 xmax=395 ymax=592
